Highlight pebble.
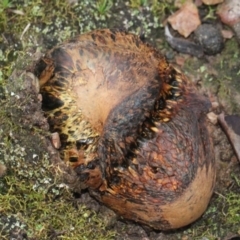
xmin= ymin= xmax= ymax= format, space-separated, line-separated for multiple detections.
xmin=51 ymin=132 xmax=61 ymax=149
xmin=207 ymin=112 xmax=218 ymax=125
xmin=195 ymin=24 xmax=224 ymax=55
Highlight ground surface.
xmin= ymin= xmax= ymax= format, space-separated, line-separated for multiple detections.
xmin=0 ymin=1 xmax=240 ymax=239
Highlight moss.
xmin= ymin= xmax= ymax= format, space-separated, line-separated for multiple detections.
xmin=0 ymin=174 xmax=116 ymax=239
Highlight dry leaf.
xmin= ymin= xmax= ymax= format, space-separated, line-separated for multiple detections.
xmin=9 ymin=9 xmax=25 ymax=15
xmin=168 ymin=3 xmax=201 ymax=37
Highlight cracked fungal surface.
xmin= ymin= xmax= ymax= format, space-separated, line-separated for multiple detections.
xmin=34 ymin=29 xmax=216 ymax=230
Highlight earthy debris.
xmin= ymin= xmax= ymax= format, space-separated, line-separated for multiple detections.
xmin=165 ymin=22 xmax=224 ymax=56
xmin=218 ymin=113 xmax=240 ymax=162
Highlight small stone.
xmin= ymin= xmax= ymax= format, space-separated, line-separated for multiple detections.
xmin=51 ymin=132 xmax=61 ymax=149
xmin=217 ymin=0 xmax=240 ymax=43
xmin=0 ymin=163 xmax=7 ymax=177
xmin=207 ymin=112 xmax=218 ymax=125
xmin=217 ymin=0 xmax=240 ymax=26
xmin=221 ymin=29 xmax=234 ymax=39
xmin=38 ymin=93 xmax=42 ymax=102
xmin=211 ymin=101 xmax=220 ymax=110
xmin=195 ymin=24 xmax=224 ymax=55
xmin=25 ymin=72 xmax=40 ymax=93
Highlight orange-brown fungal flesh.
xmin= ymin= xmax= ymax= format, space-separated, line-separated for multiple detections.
xmin=34 ymin=29 xmax=215 ymax=230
